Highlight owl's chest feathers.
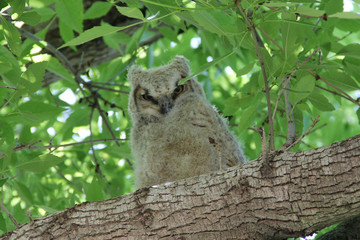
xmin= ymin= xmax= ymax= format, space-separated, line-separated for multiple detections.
xmin=133 ymin=113 xmax=216 ymax=159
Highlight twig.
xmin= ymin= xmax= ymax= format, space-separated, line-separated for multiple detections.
xmin=251 ymin=126 xmax=268 ymax=163
xmin=285 ymin=115 xmax=320 ymax=151
xmin=87 ymin=84 xmax=129 ymax=94
xmin=237 ymin=3 xmax=275 ymax=151
xmin=305 ymin=70 xmax=360 ymax=107
xmin=0 ymin=201 xmax=20 ymax=227
xmin=89 ymin=107 xmax=106 ymax=180
xmin=0 ymin=138 xmax=127 ymax=158
xmin=272 ymin=47 xmax=322 ymax=121
xmin=55 ymin=167 xmax=83 ymax=193
xmin=26 ymin=209 xmax=34 ymax=222
xmin=254 ymin=24 xmax=283 ymax=51
xmin=278 ymin=135 xmax=313 ymax=149
xmin=315 ymin=84 xmax=355 ymax=104
xmin=0 ymin=86 xmax=18 ymax=90
xmin=87 ymin=81 xmax=129 ymax=88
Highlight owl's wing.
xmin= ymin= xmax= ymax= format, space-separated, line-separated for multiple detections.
xmin=187 ymin=101 xmax=219 ymax=128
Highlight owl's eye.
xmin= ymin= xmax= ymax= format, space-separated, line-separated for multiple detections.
xmin=173 ymin=85 xmax=185 ymax=95
xmin=141 ymin=94 xmax=154 ymax=101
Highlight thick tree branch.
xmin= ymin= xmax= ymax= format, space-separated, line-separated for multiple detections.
xmin=2 ymin=135 xmax=359 ymax=240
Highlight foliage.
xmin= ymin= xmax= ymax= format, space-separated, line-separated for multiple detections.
xmin=0 ymin=0 xmax=359 ymax=237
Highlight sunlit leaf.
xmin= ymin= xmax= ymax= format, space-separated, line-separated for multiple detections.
xmin=116 ymin=6 xmax=144 ymax=20
xmin=0 ymin=16 xmax=22 ymax=56
xmin=84 ymin=1 xmax=112 ymax=20
xmin=15 ymin=154 xmax=64 ymax=172
xmin=17 ymin=11 xmax=42 ymax=25
xmin=289 ymin=75 xmax=315 ymax=104
xmin=55 ymin=0 xmax=84 ymax=33
xmin=59 ymin=25 xmax=125 ymax=48
xmin=308 ymin=93 xmax=335 ymax=112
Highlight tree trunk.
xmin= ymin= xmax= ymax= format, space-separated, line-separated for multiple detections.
xmin=1 ymin=135 xmax=360 ymax=240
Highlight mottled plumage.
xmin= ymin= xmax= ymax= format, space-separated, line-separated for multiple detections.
xmin=128 ymin=56 xmax=244 ymax=189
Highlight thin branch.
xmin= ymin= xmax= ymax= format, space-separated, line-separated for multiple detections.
xmin=237 ymin=4 xmax=275 ymax=152
xmin=17 ymin=28 xmax=78 ymax=78
xmin=0 ymin=138 xmax=127 ymax=158
xmin=26 ymin=209 xmax=34 ymax=222
xmin=87 ymin=84 xmax=129 ymax=94
xmin=304 ymin=69 xmax=360 ymax=107
xmin=0 ymin=86 xmax=18 ymax=90
xmin=89 ymin=107 xmax=106 ymax=180
xmin=272 ymin=47 xmax=321 ymax=122
xmin=315 ymin=85 xmax=352 ymax=102
xmin=87 ymin=81 xmax=129 ymax=88
xmin=285 ymin=115 xmax=320 ymax=151
xmin=17 ymin=26 xmax=132 ymax=159
xmin=54 ymin=167 xmax=83 ymax=193
xmin=254 ymin=24 xmax=283 ymax=51
xmin=0 ymin=202 xmax=20 ymax=227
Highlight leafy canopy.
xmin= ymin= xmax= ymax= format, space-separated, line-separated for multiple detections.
xmin=0 ymin=0 xmax=359 ymax=238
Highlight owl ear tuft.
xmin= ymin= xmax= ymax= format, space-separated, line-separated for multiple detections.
xmin=171 ymin=55 xmax=190 ymax=77
xmin=128 ymin=65 xmax=146 ymax=86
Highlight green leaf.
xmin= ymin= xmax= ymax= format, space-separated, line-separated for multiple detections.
xmin=21 ymin=62 xmax=47 ymax=94
xmin=59 ymin=25 xmax=125 ymax=48
xmin=296 ymin=5 xmax=325 ymax=17
xmin=126 ymin=23 xmax=148 ymax=54
xmin=47 ymin=57 xmax=74 ymax=82
xmin=84 ymin=1 xmax=112 ymax=20
xmin=237 ymin=62 xmax=255 ymax=76
xmin=7 ymin=0 xmax=26 ymax=17
xmin=84 ymin=177 xmax=105 ymax=202
xmin=55 ymin=0 xmax=84 ymax=33
xmin=0 ymin=121 xmax=15 ymax=145
xmin=237 ymin=103 xmax=258 ymax=134
xmin=159 ymin=27 xmax=178 ymax=42
xmin=191 ymin=10 xmax=238 ymax=35
xmin=0 ymin=45 xmax=21 ymax=80
xmin=17 ymin=11 xmax=42 ymax=25
xmin=103 ymin=31 xmax=131 ymax=52
xmin=15 ymin=154 xmax=64 ymax=172
xmin=322 ymin=71 xmax=359 ymax=91
xmin=33 ymin=7 xmax=56 ymax=23
xmin=324 ymin=0 xmax=343 ymax=15
xmin=0 ymin=178 xmax=8 ymax=187
xmin=35 ymin=205 xmax=59 ymax=214
xmin=223 ymin=95 xmax=255 ymax=116
xmin=15 ymin=101 xmax=65 ymax=124
xmin=0 ymin=16 xmax=22 ymax=56
xmin=289 ymin=75 xmax=315 ymax=104
xmin=328 ymin=12 xmax=360 ymax=19
xmin=116 ymin=6 xmax=144 ymax=20
xmin=13 ymin=180 xmax=34 ymax=204
xmin=337 ymin=44 xmax=360 ymax=59
xmin=180 ymin=49 xmax=237 ymax=84
xmin=59 ymin=19 xmax=75 ymax=44
xmin=0 ymin=213 xmax=6 ymax=232
xmin=308 ymin=93 xmax=335 ymax=112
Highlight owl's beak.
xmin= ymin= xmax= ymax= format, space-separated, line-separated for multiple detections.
xmin=159 ymin=96 xmax=173 ymax=114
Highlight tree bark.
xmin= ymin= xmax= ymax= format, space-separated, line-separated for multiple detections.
xmin=1 ymin=135 xmax=360 ymax=240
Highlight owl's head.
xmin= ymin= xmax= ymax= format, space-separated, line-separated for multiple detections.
xmin=128 ymin=56 xmax=204 ymax=121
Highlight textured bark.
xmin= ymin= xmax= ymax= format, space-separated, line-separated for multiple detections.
xmin=1 ymin=135 xmax=360 ymax=240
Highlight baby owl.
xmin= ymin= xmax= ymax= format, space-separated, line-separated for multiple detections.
xmin=128 ymin=56 xmax=245 ymax=189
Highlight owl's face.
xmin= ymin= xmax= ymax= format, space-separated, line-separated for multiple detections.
xmin=128 ymin=56 xmax=205 ymax=121
xmin=132 ymin=79 xmax=192 ymax=117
